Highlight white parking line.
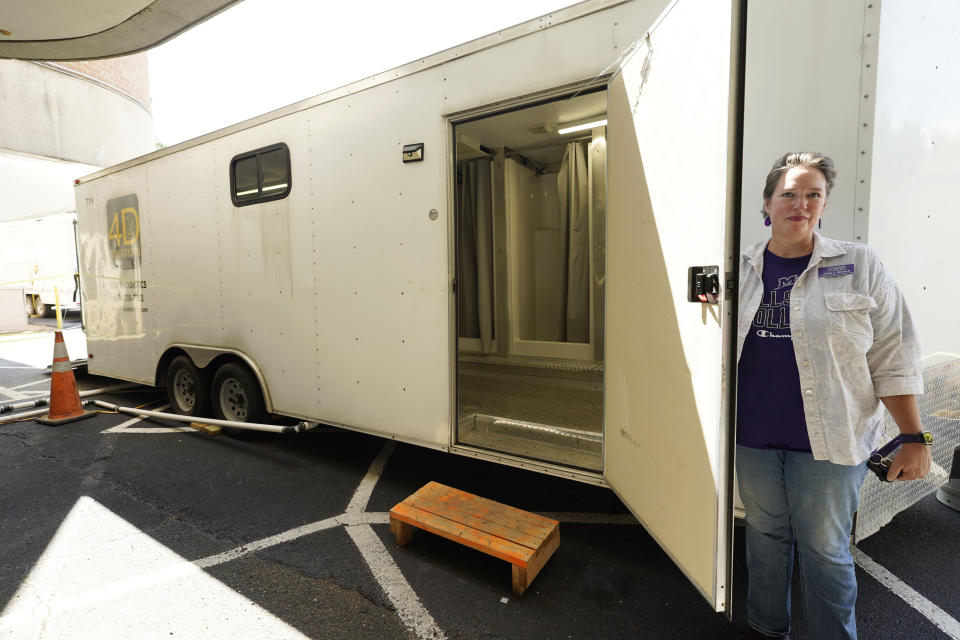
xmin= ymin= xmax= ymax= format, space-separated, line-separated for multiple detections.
xmin=193 ymin=440 xmax=447 ymax=640
xmin=3 ymin=418 xmax=648 ymax=640
xmin=344 ymin=440 xmax=445 ymax=640
xmin=852 ymin=547 xmax=960 ymax=639
xmin=101 ymin=404 xmax=193 ymax=433
xmin=346 ymin=440 xmax=395 ymax=513
xmin=347 ymin=523 xmax=447 ymax=640
xmin=195 ymin=515 xmax=343 ymax=568
xmin=6 ymin=378 xmax=49 ymax=391
xmin=0 ymin=385 xmax=36 ymax=401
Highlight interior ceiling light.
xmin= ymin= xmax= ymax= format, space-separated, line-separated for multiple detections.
xmin=557 ymin=116 xmax=607 ymax=135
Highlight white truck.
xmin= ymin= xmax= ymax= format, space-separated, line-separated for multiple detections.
xmin=0 ymin=213 xmax=81 ymax=317
xmin=74 ymin=0 xmax=958 ymax=613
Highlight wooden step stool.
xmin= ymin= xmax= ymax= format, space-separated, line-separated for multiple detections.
xmin=389 ymin=481 xmax=559 ymax=596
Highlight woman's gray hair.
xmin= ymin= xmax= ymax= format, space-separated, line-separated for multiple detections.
xmin=761 ymin=152 xmax=837 ymax=219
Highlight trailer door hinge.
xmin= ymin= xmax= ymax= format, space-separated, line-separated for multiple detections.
xmin=725 ymin=273 xmax=736 ymax=300
xmin=452 ymin=278 xmax=457 ymax=294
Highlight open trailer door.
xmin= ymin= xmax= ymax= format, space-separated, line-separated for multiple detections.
xmin=604 ymin=0 xmax=741 ymax=612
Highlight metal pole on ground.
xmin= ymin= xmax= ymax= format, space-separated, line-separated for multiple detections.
xmin=91 ymin=400 xmax=318 ymax=434
xmin=0 ymin=382 xmax=140 ymax=415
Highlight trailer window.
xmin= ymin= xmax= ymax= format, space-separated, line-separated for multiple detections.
xmin=230 ymin=143 xmax=291 ymax=206
xmin=234 ymin=157 xmax=259 ymax=204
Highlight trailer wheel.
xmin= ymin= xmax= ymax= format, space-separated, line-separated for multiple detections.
xmin=24 ymin=295 xmax=37 ymax=317
xmin=212 ymin=363 xmax=265 ymax=424
xmin=33 ymin=299 xmax=51 ymax=318
xmin=166 ymin=355 xmax=210 ymax=416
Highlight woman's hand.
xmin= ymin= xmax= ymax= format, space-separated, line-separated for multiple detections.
xmin=879 ymin=394 xmax=932 ymax=481
xmin=887 ymin=443 xmax=932 ymax=481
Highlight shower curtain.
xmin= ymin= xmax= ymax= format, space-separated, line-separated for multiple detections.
xmin=457 ymin=159 xmax=494 ymax=353
xmin=558 ymin=141 xmax=590 ymax=344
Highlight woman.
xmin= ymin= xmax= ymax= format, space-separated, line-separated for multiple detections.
xmin=736 ymin=152 xmax=932 ymax=640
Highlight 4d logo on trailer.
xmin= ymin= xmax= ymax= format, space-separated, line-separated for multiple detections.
xmin=106 ymin=194 xmax=141 ymax=269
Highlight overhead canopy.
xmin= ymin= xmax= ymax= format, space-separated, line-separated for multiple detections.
xmin=0 ymin=151 xmax=100 ymax=222
xmin=0 ymin=0 xmax=242 ymax=60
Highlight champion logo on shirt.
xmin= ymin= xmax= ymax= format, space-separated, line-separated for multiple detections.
xmin=752 ymin=274 xmax=796 ymax=337
xmin=756 ymin=329 xmax=791 ymax=338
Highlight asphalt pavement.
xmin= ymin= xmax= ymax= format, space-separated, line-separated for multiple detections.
xmin=0 ymin=333 xmax=957 ymax=639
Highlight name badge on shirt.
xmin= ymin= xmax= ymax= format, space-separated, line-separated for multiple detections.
xmin=818 ymin=263 xmax=855 ymax=278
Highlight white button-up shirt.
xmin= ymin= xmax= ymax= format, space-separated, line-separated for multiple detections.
xmin=738 ymin=232 xmax=923 ymax=465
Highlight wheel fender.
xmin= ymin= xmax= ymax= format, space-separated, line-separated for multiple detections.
xmin=160 ymin=344 xmax=273 ymax=412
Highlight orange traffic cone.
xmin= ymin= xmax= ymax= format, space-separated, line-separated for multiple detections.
xmin=37 ymin=331 xmax=95 ymax=425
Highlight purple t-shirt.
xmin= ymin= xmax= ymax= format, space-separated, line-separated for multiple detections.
xmin=736 ymin=249 xmax=812 ymax=451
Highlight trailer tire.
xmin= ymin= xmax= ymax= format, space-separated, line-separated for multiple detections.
xmin=24 ymin=295 xmax=36 ymax=318
xmin=166 ymin=355 xmax=211 ymax=417
xmin=33 ymin=299 xmax=51 ymax=318
xmin=212 ymin=363 xmax=265 ymax=424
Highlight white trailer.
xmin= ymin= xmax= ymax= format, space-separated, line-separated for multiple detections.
xmin=74 ymin=0 xmax=959 ymax=613
xmin=0 ymin=213 xmax=81 ymax=317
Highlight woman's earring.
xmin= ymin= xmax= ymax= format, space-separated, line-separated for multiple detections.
xmin=764 ymin=217 xmax=771 ymax=227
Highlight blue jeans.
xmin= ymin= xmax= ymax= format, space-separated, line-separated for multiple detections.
xmin=736 ymin=445 xmax=868 ymax=639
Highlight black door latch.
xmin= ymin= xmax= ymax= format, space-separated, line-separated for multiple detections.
xmin=688 ymin=266 xmax=720 ymax=304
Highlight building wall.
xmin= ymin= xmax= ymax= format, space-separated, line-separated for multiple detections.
xmin=54 ymin=53 xmax=151 ymax=111
xmin=0 ymin=56 xmax=153 ymax=170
